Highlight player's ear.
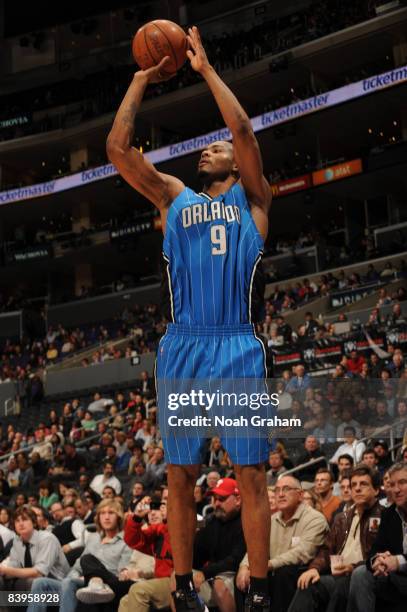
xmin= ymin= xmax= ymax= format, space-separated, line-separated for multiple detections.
xmin=232 ymin=161 xmax=239 ymax=178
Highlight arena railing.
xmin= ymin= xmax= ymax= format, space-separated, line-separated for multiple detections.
xmin=1 ymin=409 xmax=405 ymax=471
xmin=323 ymin=298 xmax=407 ymax=325
xmin=280 ymin=417 xmax=407 ymax=480
xmin=45 ymin=330 xmax=141 ymax=372
xmin=266 ymin=250 xmax=407 ymax=296
xmin=74 ymin=398 xmax=157 ymax=448
xmin=74 ymin=408 xmax=132 ymax=448
xmin=374 ymin=221 xmax=407 ymax=251
xmin=356 ymin=418 xmax=407 ymax=462
xmin=263 ymin=246 xmax=319 ymax=279
xmin=280 ymin=455 xmax=327 ymax=479
xmin=0 ymin=403 xmax=136 ymax=463
xmin=44 ymin=351 xmax=156 ymax=396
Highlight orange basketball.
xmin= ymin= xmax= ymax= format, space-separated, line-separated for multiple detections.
xmin=132 ymin=20 xmax=187 ymax=75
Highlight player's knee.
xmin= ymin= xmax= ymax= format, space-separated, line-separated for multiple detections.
xmin=235 ymin=464 xmax=266 ymax=493
xmin=168 ymin=464 xmax=200 ymax=489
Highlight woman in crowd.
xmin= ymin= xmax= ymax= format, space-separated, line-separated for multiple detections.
xmin=203 ymin=436 xmax=232 ymax=469
xmin=39 ymin=480 xmax=59 ymax=509
xmin=135 ymin=419 xmax=152 ymax=450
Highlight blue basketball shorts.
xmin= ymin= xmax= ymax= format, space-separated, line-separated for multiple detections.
xmin=155 ymin=323 xmax=271 ymax=465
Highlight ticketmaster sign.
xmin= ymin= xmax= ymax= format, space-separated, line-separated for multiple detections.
xmin=1 ymin=65 xmax=406 ymax=206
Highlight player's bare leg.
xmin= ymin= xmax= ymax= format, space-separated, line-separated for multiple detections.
xmin=167 ymin=464 xmax=205 ymax=611
xmin=167 ymin=464 xmax=200 ymax=571
xmin=235 ymin=464 xmax=270 ymax=609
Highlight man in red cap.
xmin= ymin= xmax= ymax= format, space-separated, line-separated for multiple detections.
xmin=191 ymin=478 xmax=246 ymax=612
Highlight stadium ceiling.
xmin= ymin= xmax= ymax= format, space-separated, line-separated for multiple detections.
xmin=4 ymin=0 xmax=147 ymax=37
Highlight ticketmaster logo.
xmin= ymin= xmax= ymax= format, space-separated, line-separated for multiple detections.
xmin=261 ymin=94 xmax=329 ymax=127
xmin=81 ymin=164 xmax=117 ymax=183
xmin=0 ymin=181 xmax=56 ymax=204
xmin=363 ymin=67 xmax=407 ymax=91
xmin=169 ymin=128 xmax=231 ymax=157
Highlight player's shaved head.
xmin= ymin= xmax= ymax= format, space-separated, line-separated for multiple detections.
xmin=210 ymin=140 xmax=233 ymax=152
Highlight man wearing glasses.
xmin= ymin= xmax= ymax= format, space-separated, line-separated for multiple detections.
xmin=236 ymin=475 xmax=328 ymax=611
xmin=289 ymin=465 xmax=382 ymax=612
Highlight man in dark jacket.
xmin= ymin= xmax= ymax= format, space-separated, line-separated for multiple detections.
xmin=373 ymin=440 xmax=393 ymax=476
xmin=288 ymin=465 xmax=382 ymax=612
xmin=295 ymin=436 xmax=327 ymax=482
xmin=193 ymin=478 xmax=246 ymax=612
xmin=348 ymin=461 xmax=407 ymax=612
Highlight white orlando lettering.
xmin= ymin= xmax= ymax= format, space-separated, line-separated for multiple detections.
xmin=181 ymin=202 xmax=241 ymax=228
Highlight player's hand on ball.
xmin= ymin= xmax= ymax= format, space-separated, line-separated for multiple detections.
xmin=137 ymin=56 xmax=175 ymax=83
xmin=187 ymin=26 xmax=210 ymax=74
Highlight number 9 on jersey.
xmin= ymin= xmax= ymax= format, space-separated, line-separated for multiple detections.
xmin=211 ymin=225 xmax=227 ymax=255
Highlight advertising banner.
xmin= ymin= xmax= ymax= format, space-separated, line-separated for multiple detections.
xmin=329 ymin=282 xmax=384 ymax=308
xmin=110 ymin=219 xmax=154 ymax=241
xmin=0 ymin=65 xmax=406 ymax=205
xmin=5 ymin=244 xmax=52 ymax=264
xmin=312 ymin=159 xmax=362 ymax=186
xmin=271 ymin=174 xmax=312 ymax=197
xmin=0 ymin=113 xmax=31 ymax=130
xmin=272 ymin=330 xmax=400 ymax=375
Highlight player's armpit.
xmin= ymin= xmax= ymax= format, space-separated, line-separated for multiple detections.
xmin=107 ymin=144 xmax=185 ymax=210
xmin=250 ymin=203 xmax=269 ymax=241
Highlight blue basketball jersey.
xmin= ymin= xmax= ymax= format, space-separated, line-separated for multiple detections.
xmin=163 ymin=183 xmax=264 ymax=326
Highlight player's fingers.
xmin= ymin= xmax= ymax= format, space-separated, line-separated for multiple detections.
xmin=192 ymin=29 xmax=203 ymax=50
xmin=157 ymin=56 xmax=171 ymax=68
xmin=191 ymin=26 xmax=201 ymax=47
xmin=186 ymin=50 xmax=194 ymax=61
xmin=193 ymin=26 xmax=202 ymax=42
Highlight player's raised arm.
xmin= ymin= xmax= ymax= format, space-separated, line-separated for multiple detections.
xmin=106 ymin=57 xmax=184 ymax=213
xmin=187 ymin=27 xmax=271 ymax=237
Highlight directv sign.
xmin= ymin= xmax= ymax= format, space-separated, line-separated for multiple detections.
xmin=0 ymin=65 xmax=406 ymax=206
xmin=330 ymin=282 xmax=385 ymax=308
xmin=6 ymin=245 xmax=52 ymax=264
xmin=110 ymin=220 xmax=153 ymax=240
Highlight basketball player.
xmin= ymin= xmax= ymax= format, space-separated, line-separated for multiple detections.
xmin=107 ymin=27 xmax=272 ymax=612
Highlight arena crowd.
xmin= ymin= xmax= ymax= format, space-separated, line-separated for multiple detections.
xmin=1 ymin=328 xmax=407 ymax=611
